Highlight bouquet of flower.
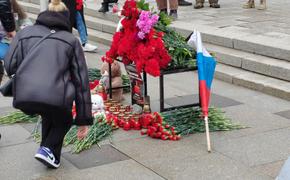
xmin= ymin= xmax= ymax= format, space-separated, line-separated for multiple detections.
xmin=102 ymin=0 xmax=171 ymax=77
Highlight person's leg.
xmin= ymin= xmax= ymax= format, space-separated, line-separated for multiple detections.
xmin=99 ymin=0 xmax=110 ymax=13
xmin=40 ymin=114 xmax=52 ymax=147
xmin=169 ymin=0 xmax=178 ymax=19
xmin=41 ymin=110 xmax=73 ymax=161
xmin=75 ymin=11 xmax=97 ymax=52
xmin=76 ymin=11 xmax=88 ymax=46
xmin=209 ymin=0 xmax=220 ymax=8
xmin=156 ymin=0 xmax=168 ymax=13
xmin=243 ymin=0 xmax=255 ymax=8
xmin=194 ymin=0 xmax=205 ymax=9
xmin=257 ymin=0 xmax=266 ymax=10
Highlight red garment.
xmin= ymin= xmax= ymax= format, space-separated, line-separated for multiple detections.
xmin=76 ymin=0 xmax=83 ymax=10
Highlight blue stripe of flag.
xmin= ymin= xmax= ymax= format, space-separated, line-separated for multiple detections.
xmin=197 ymin=52 xmax=216 ymax=89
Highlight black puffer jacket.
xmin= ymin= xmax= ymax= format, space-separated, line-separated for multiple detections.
xmin=0 ymin=0 xmax=15 ymax=32
xmin=4 ymin=11 xmax=93 ymax=126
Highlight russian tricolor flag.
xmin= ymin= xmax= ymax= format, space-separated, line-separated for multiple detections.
xmin=187 ymin=30 xmax=216 ymax=152
xmin=187 ymin=30 xmax=216 ymax=117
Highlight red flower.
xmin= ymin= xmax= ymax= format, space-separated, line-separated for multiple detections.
xmin=144 ymin=58 xmax=160 ymax=77
xmin=89 ymin=80 xmax=99 ymax=90
xmin=102 ymin=0 xmax=172 ymax=77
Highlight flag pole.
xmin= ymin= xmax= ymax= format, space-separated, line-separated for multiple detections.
xmin=204 ymin=116 xmax=211 ymax=152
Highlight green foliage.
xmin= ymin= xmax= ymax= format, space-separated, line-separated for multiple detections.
xmin=88 ymin=68 xmax=102 ymax=82
xmin=64 ymin=115 xmax=113 ymax=153
xmin=158 ymin=12 xmax=172 ymax=26
xmin=0 ymin=111 xmax=39 ymax=124
xmin=137 ymin=0 xmax=150 ymax=11
xmin=155 ymin=22 xmax=196 ymax=70
xmin=162 ymin=107 xmax=246 ymax=136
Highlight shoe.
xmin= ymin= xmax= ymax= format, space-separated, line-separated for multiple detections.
xmin=34 ymin=146 xmax=60 ymax=169
xmin=257 ymin=0 xmax=266 ymax=10
xmin=243 ymin=0 xmax=255 ymax=9
xmin=209 ymin=3 xmax=220 ymax=8
xmin=98 ymin=2 xmax=109 ymax=13
xmin=169 ymin=10 xmax=178 ymax=20
xmin=159 ymin=8 xmax=168 ymax=15
xmin=178 ymin=0 xmax=192 ymax=6
xmin=194 ymin=3 xmax=204 ymax=9
xmin=83 ymin=43 xmax=98 ymax=52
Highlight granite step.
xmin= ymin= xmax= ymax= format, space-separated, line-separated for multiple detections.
xmin=215 ymin=64 xmax=290 ymax=101
xmin=206 ymin=43 xmax=290 ymax=82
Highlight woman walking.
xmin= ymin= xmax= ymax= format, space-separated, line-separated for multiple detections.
xmin=4 ymin=0 xmax=93 ymax=168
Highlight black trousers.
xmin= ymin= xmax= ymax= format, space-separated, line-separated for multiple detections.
xmin=40 ymin=109 xmax=73 ymax=161
xmin=0 ymin=61 xmax=4 ymax=85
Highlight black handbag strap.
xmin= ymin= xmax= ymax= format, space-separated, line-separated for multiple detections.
xmin=12 ymin=29 xmax=57 ymax=76
xmin=26 ymin=29 xmax=57 ymax=56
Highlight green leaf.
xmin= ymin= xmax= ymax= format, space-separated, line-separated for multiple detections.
xmin=137 ymin=0 xmax=150 ymax=11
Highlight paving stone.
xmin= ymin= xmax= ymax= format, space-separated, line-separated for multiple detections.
xmin=0 ymin=106 xmax=16 ymax=116
xmin=145 ymin=74 xmax=197 ymax=101
xmin=0 ymin=96 xmax=13 ymax=108
xmin=59 ymin=160 xmax=165 ymax=180
xmin=0 ymin=125 xmax=32 ymax=147
xmin=21 ymin=122 xmax=37 ymax=133
xmin=115 ymin=135 xmax=271 ymax=180
xmin=140 ymin=152 xmax=271 ymax=180
xmin=275 ymin=110 xmax=290 ymax=120
xmin=208 ymin=105 xmax=290 ymax=140
xmin=0 ymin=142 xmax=77 ymax=180
xmin=165 ymin=93 xmax=242 ymax=109
xmin=253 ymin=160 xmax=285 ymax=178
xmin=62 ymin=144 xmax=130 ymax=169
xmin=114 ymin=135 xmax=208 ymax=163
xmin=214 ymin=128 xmax=290 ymax=167
xmin=150 ymin=100 xmax=172 ymax=113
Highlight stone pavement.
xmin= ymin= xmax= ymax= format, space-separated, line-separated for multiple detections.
xmin=1 ymin=43 xmax=290 ymax=180
xmin=88 ymin=0 xmax=290 ymax=38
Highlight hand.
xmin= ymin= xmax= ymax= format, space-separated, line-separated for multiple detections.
xmin=7 ymin=31 xmax=16 ymax=38
xmin=77 ymin=126 xmax=89 ymax=140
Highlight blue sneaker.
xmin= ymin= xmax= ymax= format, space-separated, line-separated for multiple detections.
xmin=34 ymin=146 xmax=60 ymax=168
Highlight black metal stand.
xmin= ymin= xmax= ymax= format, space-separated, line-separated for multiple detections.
xmin=143 ymin=72 xmax=147 ymax=97
xmin=108 ymin=60 xmax=200 ymax=112
xmin=159 ymin=67 xmax=200 ymax=112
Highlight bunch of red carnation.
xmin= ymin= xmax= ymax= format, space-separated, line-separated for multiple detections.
xmin=140 ymin=112 xmax=181 ymax=141
xmin=102 ymin=0 xmax=171 ymax=77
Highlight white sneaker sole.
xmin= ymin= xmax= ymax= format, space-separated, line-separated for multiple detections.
xmin=83 ymin=48 xmax=98 ymax=52
xmin=34 ymin=153 xmax=60 ymax=169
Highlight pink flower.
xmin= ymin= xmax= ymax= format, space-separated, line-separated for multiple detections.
xmin=138 ymin=31 xmax=145 ymax=39
xmin=136 ymin=10 xmax=159 ymax=40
